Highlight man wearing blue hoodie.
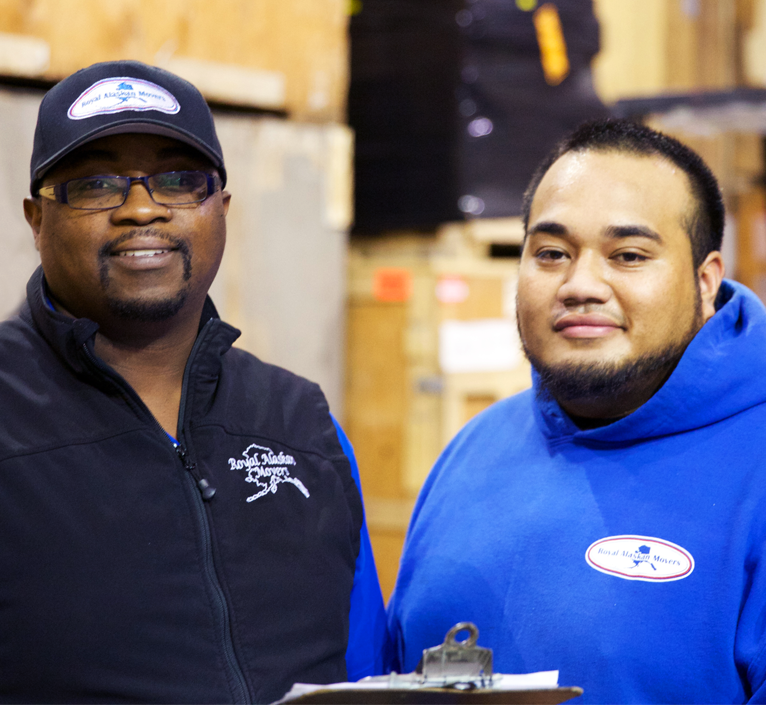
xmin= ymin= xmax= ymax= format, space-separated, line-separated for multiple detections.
xmin=388 ymin=119 xmax=766 ymax=703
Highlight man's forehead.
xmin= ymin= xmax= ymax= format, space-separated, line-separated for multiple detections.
xmin=543 ymin=148 xmax=689 ymax=190
xmin=531 ymin=149 xmax=694 ymax=214
xmin=522 ymin=148 xmax=699 ymax=259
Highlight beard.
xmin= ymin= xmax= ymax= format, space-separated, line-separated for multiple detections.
xmin=98 ymin=229 xmax=193 ymax=322
xmin=524 ymin=337 xmax=695 ymax=404
xmin=104 ymin=291 xmax=190 ymax=322
xmin=520 ymin=289 xmax=703 ymax=408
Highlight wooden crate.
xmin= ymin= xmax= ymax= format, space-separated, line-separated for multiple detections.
xmin=593 ymin=0 xmax=751 ymax=103
xmin=733 ymin=185 xmax=766 ymax=299
xmin=640 ymin=125 xmax=763 ymax=288
xmin=345 ymin=225 xmax=531 ymax=600
xmin=0 ymin=0 xmax=349 ymax=121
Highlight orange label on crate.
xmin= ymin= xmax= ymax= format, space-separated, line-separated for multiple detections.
xmin=373 ymin=267 xmax=412 ymax=302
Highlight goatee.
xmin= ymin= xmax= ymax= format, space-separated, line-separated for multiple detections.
xmin=524 ymin=338 xmax=693 ymax=404
xmin=98 ymin=229 xmax=193 ymax=322
xmin=520 ymin=291 xmax=703 ymax=409
xmin=105 ymin=290 xmax=190 ymax=322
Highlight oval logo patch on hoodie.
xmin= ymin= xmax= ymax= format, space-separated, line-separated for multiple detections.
xmin=585 ymin=535 xmax=694 ymax=582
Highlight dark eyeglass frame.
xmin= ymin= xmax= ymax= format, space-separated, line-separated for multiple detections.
xmin=36 ymin=171 xmax=220 ymax=210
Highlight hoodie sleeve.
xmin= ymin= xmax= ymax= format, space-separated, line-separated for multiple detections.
xmin=736 ymin=531 xmax=766 ymax=702
xmin=332 ymin=416 xmax=390 ymax=679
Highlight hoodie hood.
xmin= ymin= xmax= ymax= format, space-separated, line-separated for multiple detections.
xmin=533 ymin=279 xmax=766 ymax=445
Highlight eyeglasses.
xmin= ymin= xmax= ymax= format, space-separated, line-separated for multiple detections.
xmin=36 ymin=171 xmax=220 ymax=210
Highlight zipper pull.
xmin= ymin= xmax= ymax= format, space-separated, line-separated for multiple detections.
xmin=197 ymin=478 xmax=216 ymax=501
xmin=176 ymin=443 xmax=217 ymax=501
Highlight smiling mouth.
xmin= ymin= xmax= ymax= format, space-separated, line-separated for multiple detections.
xmin=114 ymin=248 xmax=176 ymax=258
xmin=553 ymin=313 xmax=625 ymax=339
xmin=99 ymin=229 xmax=193 ymax=284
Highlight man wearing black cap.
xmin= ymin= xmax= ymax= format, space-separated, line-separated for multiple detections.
xmin=0 ymin=61 xmax=386 ymax=703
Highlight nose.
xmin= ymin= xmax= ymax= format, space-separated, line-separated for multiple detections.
xmin=109 ymin=179 xmax=171 ymax=226
xmin=556 ymin=250 xmax=612 ymax=305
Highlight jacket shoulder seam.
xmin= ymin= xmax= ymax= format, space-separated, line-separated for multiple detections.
xmin=0 ymin=426 xmax=166 ymax=465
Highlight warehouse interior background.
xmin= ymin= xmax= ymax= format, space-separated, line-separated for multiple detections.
xmin=1 ymin=0 xmax=765 ymax=600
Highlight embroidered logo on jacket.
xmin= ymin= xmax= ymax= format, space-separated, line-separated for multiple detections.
xmin=228 ymin=444 xmax=310 ymax=503
xmin=585 ymin=535 xmax=694 ymax=582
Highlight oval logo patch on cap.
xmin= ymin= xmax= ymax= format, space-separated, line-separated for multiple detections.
xmin=68 ymin=77 xmax=180 ymax=120
xmin=585 ymin=535 xmax=694 ymax=582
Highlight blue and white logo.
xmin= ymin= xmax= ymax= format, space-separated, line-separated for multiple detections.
xmin=585 ymin=535 xmax=694 ymax=582
xmin=68 ymin=77 xmax=180 ymax=120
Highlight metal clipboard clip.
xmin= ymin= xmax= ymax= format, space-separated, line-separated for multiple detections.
xmin=419 ymin=622 xmax=493 ymax=689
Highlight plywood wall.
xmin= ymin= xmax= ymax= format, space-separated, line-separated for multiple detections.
xmin=593 ymin=0 xmax=753 ymax=103
xmin=345 ymin=231 xmax=531 ymax=599
xmin=0 ymin=0 xmax=349 ymax=121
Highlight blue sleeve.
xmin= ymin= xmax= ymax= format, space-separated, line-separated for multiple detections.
xmin=332 ymin=415 xmax=389 ymax=679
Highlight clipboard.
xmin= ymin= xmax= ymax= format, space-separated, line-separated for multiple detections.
xmin=282 ymin=685 xmax=583 ymax=704
xmin=277 ymin=623 xmax=582 ymax=705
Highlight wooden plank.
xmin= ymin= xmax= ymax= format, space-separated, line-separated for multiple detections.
xmin=0 ymin=0 xmax=348 ymax=120
xmin=663 ymin=0 xmax=699 ymax=91
xmin=591 ymin=0 xmax=667 ymax=102
xmin=734 ymin=186 xmax=766 ymax=300
xmin=0 ymin=31 xmax=48 ymax=75
xmin=346 ymin=230 xmax=533 ymax=596
xmin=209 ymin=116 xmax=351 ymax=416
xmin=693 ymin=0 xmax=737 ymax=89
xmin=438 ymin=276 xmax=505 ymax=321
xmin=0 ymin=86 xmax=42 ymax=321
xmin=593 ymin=0 xmax=740 ymax=102
xmin=463 ymin=393 xmax=498 ymax=426
xmin=367 ymin=527 xmax=407 ymax=604
xmin=344 ymin=301 xmax=409 ymax=499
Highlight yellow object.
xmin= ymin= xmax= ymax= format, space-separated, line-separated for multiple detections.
xmin=516 ymin=0 xmax=538 ymax=11
xmin=533 ymin=3 xmax=570 ymax=85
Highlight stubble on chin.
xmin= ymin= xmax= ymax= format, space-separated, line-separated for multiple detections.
xmin=97 ymin=228 xmax=193 ymax=322
xmin=518 ymin=290 xmax=704 ymax=409
xmin=523 ymin=337 xmax=693 ymax=406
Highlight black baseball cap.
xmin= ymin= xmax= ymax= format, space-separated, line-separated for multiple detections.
xmin=30 ymin=60 xmax=226 ymax=193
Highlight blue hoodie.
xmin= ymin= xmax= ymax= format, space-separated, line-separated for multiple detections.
xmin=388 ymin=280 xmax=766 ymax=703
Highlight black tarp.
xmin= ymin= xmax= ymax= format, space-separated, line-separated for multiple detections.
xmin=349 ymin=0 xmax=610 ymax=232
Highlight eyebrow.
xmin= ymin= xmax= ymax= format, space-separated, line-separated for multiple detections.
xmin=527 ymin=221 xmax=663 ymax=244
xmin=527 ymin=221 xmax=567 ymax=237
xmin=604 ymin=224 xmax=663 ymax=244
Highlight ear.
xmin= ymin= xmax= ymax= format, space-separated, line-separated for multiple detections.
xmin=697 ymin=250 xmax=725 ymax=323
xmin=23 ymin=197 xmax=43 ymax=251
xmin=221 ymin=190 xmax=231 ymax=216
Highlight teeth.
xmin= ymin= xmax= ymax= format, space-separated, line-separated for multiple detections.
xmin=116 ymin=249 xmax=169 ymax=257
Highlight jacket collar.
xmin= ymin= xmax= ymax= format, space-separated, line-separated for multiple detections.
xmin=24 ymin=265 xmax=241 ymax=381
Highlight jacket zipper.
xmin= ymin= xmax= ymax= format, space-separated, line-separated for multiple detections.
xmin=80 ymin=330 xmax=251 ymax=704
xmin=175 ymin=441 xmax=250 ymax=704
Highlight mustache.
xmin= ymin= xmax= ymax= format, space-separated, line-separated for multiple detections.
xmin=97 ymin=229 xmax=189 ymax=259
xmin=97 ymin=229 xmax=193 ymax=287
xmin=553 ymin=304 xmax=627 ymax=327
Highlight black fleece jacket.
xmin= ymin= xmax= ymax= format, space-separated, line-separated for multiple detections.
xmin=0 ymin=267 xmax=362 ymax=704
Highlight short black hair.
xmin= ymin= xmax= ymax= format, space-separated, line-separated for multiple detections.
xmin=521 ymin=118 xmax=725 ymax=268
